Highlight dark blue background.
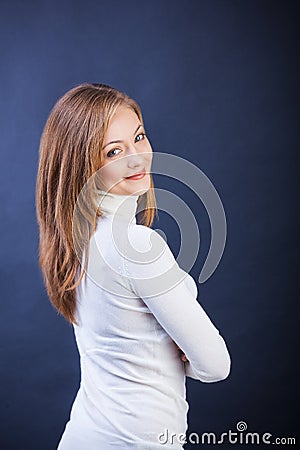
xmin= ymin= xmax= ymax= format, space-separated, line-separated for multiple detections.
xmin=0 ymin=1 xmax=299 ymax=449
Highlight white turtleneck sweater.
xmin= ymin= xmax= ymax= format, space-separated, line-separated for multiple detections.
xmin=57 ymin=190 xmax=231 ymax=450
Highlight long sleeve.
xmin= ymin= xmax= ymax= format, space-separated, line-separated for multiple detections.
xmin=122 ymin=225 xmax=231 ymax=383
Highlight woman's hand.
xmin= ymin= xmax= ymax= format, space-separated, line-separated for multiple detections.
xmin=174 ymin=343 xmax=189 ymax=363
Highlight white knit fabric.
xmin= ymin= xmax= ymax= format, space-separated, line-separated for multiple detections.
xmin=57 ymin=190 xmax=231 ymax=450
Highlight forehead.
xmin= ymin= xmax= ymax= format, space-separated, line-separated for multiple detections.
xmin=105 ymin=106 xmax=141 ymax=139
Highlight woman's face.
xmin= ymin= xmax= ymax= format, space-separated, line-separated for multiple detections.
xmin=99 ymin=105 xmax=153 ymax=195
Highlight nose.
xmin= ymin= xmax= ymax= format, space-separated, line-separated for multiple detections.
xmin=126 ymin=146 xmax=145 ymax=169
xmin=127 ymin=156 xmax=144 ymax=171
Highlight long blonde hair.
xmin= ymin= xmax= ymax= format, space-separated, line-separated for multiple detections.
xmin=35 ymin=83 xmax=157 ymax=325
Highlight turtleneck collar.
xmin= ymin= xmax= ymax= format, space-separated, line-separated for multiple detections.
xmin=97 ymin=189 xmax=140 ymax=224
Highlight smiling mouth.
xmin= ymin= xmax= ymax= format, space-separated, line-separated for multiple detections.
xmin=125 ymin=168 xmax=146 ymax=180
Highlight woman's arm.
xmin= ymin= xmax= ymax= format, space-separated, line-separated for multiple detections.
xmin=123 ymin=225 xmax=231 ymax=383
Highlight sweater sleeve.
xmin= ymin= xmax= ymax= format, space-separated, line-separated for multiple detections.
xmin=122 ymin=225 xmax=231 ymax=383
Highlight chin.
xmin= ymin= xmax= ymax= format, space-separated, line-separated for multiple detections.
xmin=123 ymin=176 xmax=151 ymax=196
xmin=108 ymin=174 xmax=151 ymax=196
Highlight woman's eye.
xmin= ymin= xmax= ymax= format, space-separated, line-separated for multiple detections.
xmin=106 ymin=134 xmax=146 ymax=157
xmin=106 ymin=148 xmax=121 ymax=158
xmin=135 ymin=133 xmax=146 ymax=142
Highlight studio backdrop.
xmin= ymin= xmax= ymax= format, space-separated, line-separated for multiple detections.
xmin=0 ymin=1 xmax=299 ymax=449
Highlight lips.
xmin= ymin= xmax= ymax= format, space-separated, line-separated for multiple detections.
xmin=125 ymin=168 xmax=146 ymax=180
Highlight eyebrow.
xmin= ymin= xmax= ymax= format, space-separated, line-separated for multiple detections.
xmin=102 ymin=124 xmax=143 ymax=150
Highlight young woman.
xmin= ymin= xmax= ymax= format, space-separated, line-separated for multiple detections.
xmin=36 ymin=83 xmax=231 ymax=450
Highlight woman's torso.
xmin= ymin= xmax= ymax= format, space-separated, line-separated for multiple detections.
xmin=57 ymin=216 xmax=188 ymax=449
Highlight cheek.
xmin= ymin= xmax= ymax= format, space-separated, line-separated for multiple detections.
xmin=144 ymin=143 xmax=153 ymax=159
xmin=101 ymin=161 xmax=123 ymax=181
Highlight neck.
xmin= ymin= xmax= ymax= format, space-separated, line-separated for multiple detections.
xmin=97 ymin=189 xmax=140 ymax=224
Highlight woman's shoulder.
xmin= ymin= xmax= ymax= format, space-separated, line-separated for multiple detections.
xmin=124 ymin=223 xmax=193 ymax=298
xmin=128 ymin=224 xmax=168 ymax=253
xmin=126 ymin=223 xmax=179 ymax=272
